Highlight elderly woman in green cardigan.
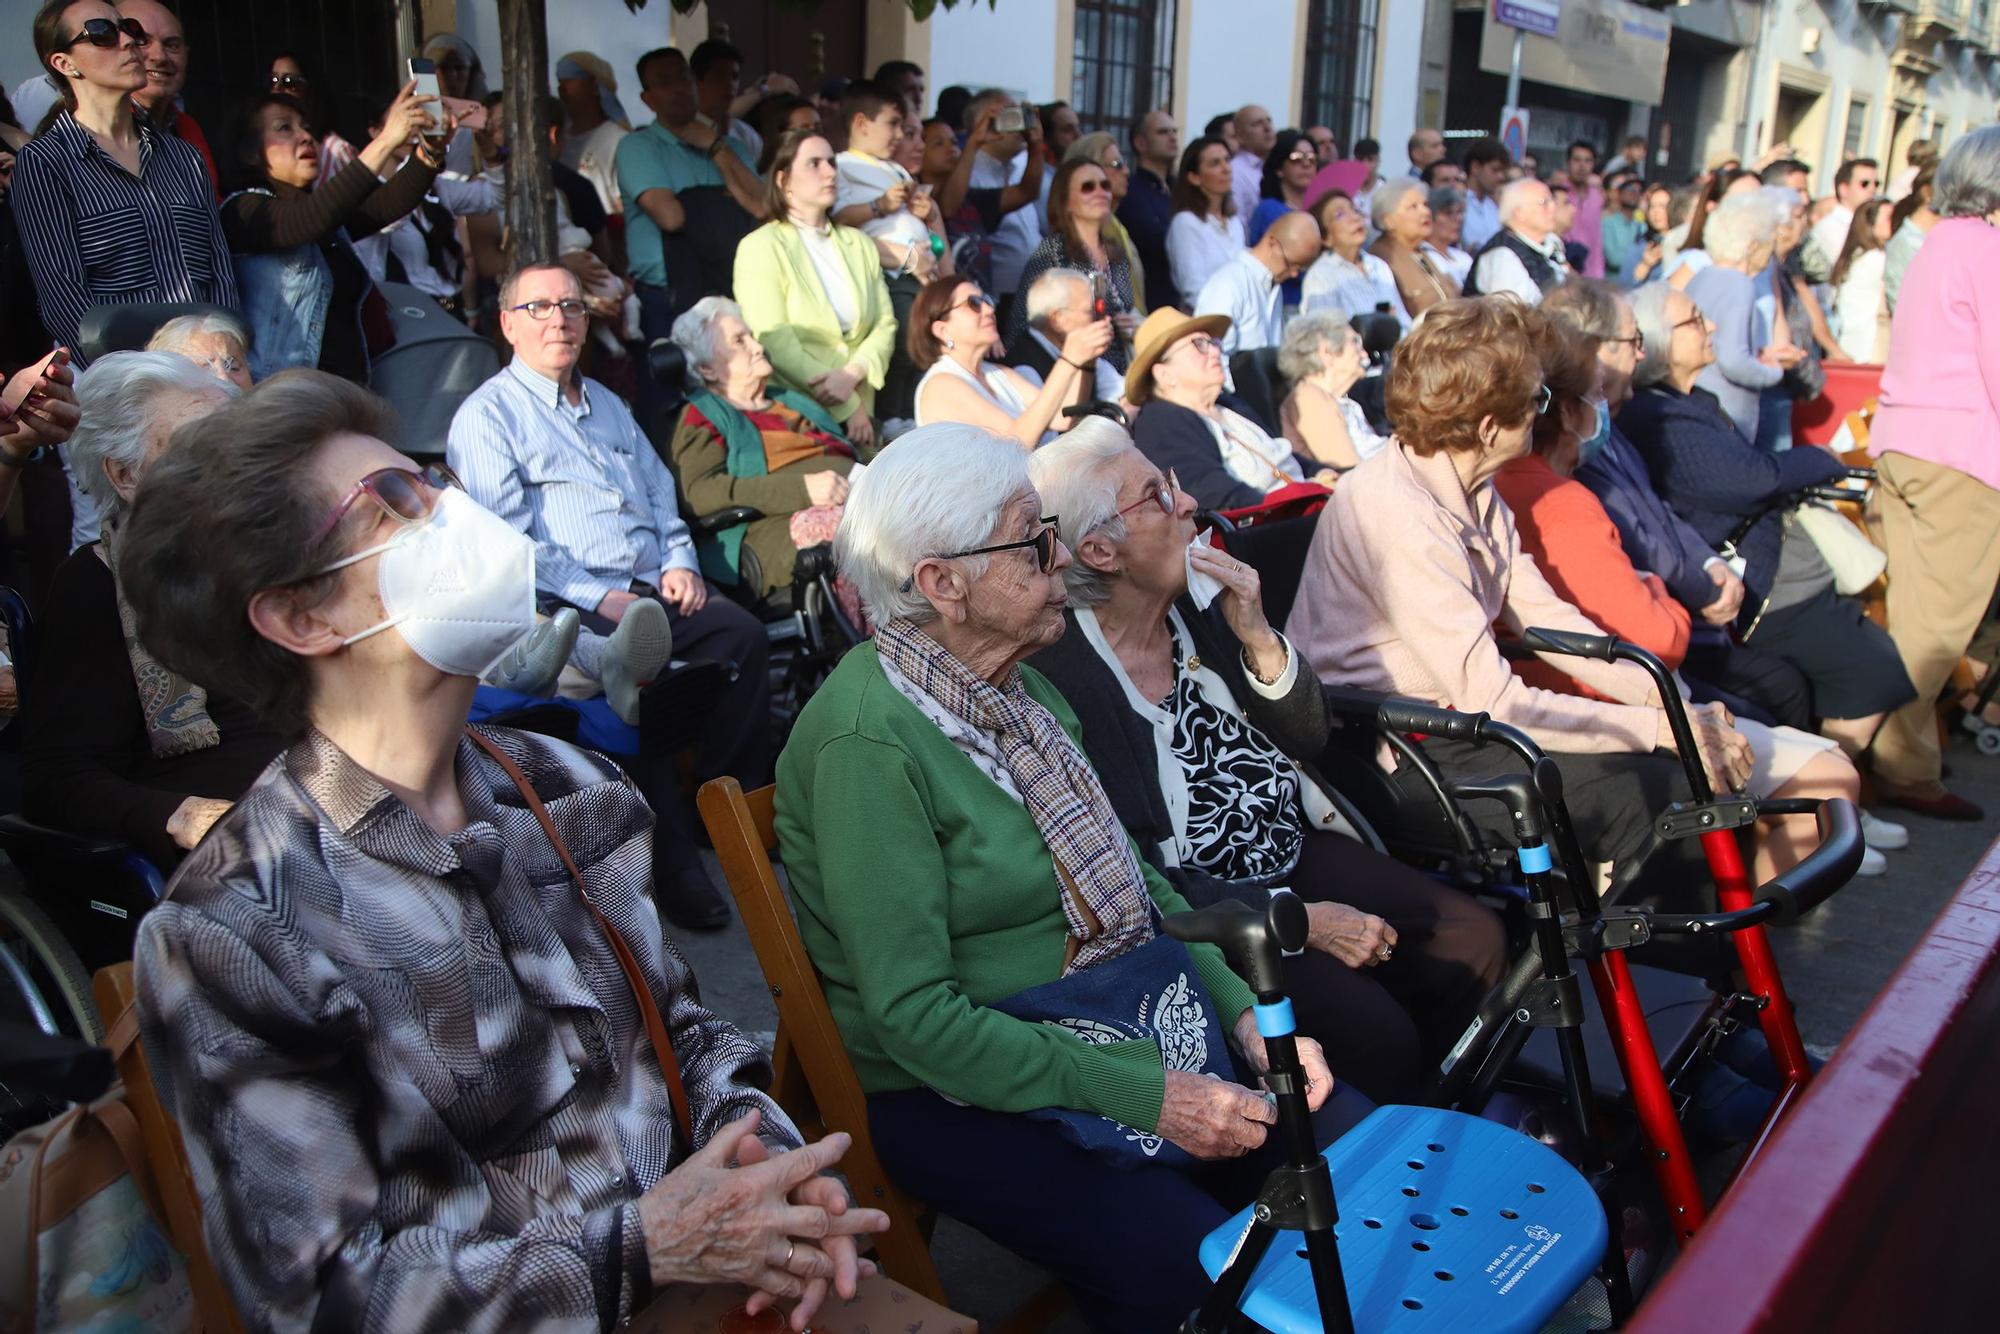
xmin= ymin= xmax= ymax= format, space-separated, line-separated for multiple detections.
xmin=668 ymin=296 xmax=865 ymax=599
xmin=773 ymin=423 xmax=1343 ymax=1332
xmin=733 ymin=131 xmax=897 ymax=450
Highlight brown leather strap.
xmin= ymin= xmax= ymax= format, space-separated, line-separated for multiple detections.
xmin=464 ymin=727 xmax=694 ymax=1143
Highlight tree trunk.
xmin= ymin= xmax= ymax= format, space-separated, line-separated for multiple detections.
xmin=498 ymin=0 xmax=556 ymax=268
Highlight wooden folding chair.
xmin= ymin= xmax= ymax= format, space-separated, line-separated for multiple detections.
xmin=91 ymin=963 xmax=244 ymax=1334
xmin=697 ymin=777 xmax=1070 ymax=1332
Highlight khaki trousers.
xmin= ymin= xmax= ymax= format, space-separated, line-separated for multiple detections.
xmin=1865 ymin=451 xmax=2000 ymax=789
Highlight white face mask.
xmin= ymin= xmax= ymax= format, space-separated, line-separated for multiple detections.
xmin=319 ymin=486 xmax=538 ymax=677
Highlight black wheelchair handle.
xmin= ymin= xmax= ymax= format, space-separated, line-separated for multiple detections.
xmin=1755 ymin=797 xmax=1863 ymax=924
xmin=1840 ymin=466 xmax=1876 ymax=482
xmin=1373 ymin=698 xmax=1490 ymax=743
xmin=1163 ymin=891 xmax=1309 ymax=997
xmin=1517 ymin=626 xmax=1620 ymax=662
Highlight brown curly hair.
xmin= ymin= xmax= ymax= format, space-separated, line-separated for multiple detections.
xmin=1386 ymin=297 xmax=1545 ymax=457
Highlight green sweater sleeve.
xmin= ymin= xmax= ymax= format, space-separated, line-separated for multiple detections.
xmin=807 ymin=731 xmax=1170 ymax=1131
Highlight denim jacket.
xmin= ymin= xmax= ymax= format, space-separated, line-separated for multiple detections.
xmin=226 ymin=188 xmax=347 ymax=379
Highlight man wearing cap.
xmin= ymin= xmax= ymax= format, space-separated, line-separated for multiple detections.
xmin=556 ymin=51 xmax=631 ymax=221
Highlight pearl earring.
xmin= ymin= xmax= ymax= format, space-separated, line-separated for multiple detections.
xmin=943 ymin=338 xmax=955 ymax=350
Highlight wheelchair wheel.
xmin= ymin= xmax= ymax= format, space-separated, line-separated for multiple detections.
xmin=0 ymin=880 xmax=104 ymax=1043
xmin=1978 ymin=727 xmax=2000 ymax=757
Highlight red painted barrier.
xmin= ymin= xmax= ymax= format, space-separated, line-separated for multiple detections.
xmin=1791 ymin=363 xmax=1885 ymax=447
xmin=1630 ymin=839 xmax=2000 ymax=1332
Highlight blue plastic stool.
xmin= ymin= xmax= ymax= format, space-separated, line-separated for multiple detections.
xmin=1198 ymin=1105 xmax=1606 ymax=1333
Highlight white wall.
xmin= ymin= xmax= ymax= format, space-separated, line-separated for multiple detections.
xmin=926 ymin=0 xmax=1060 ymax=105
xmin=1376 ymin=0 xmax=1426 ymax=174
xmin=1180 ymin=0 xmax=1298 ymax=129
xmin=455 ymin=0 xmax=674 ymax=98
xmin=0 ymin=0 xmax=43 ymax=114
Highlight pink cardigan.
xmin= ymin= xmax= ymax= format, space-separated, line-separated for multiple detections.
xmin=1871 ymin=216 xmax=2000 ymax=492
xmin=1284 ymin=442 xmax=1662 ymax=752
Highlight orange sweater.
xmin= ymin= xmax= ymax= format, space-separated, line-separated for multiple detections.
xmin=1494 ymin=454 xmax=1691 ymax=702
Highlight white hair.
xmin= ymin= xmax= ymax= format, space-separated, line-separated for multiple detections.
xmin=1628 ymin=282 xmax=1679 ymax=388
xmin=1497 ymin=177 xmax=1549 ymax=227
xmin=1700 ymin=193 xmax=1781 ymax=266
xmin=1370 ymin=176 xmax=1424 ymax=222
xmin=1026 ymin=417 xmax=1135 ymax=608
xmin=69 ymin=352 xmax=238 ymax=522
xmin=144 ymin=312 xmax=250 ymax=358
xmin=1024 ymin=267 xmax=1091 ymax=329
xmin=1277 ymin=310 xmax=1351 ymax=383
xmin=834 ymin=424 xmax=1033 ymax=624
xmin=1934 ymin=125 xmax=2000 ymax=219
xmin=669 ymin=295 xmax=745 ymax=391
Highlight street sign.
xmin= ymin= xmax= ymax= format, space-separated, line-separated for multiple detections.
xmin=1494 ymin=0 xmax=1563 ymax=39
xmin=1499 ymin=107 xmax=1532 ymax=164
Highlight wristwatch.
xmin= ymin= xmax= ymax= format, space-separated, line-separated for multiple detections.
xmin=706 ymin=135 xmax=728 ymax=160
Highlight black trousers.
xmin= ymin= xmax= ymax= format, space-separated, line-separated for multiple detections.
xmin=546 ymin=582 xmax=771 ymax=877
xmin=1280 ymin=830 xmax=1507 ymax=1104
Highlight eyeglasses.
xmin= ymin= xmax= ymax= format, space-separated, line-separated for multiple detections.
xmin=902 ymin=516 xmax=1064 ymax=591
xmin=1116 ymin=470 xmax=1180 ymax=520
xmin=271 ymin=73 xmax=308 ymax=90
xmin=310 ymin=463 xmax=462 ymax=546
xmin=193 ymin=353 xmax=244 ymax=377
xmin=1173 ymin=335 xmax=1221 ymax=360
xmin=63 ymin=17 xmax=149 ymax=51
xmin=1076 ymin=178 xmax=1112 ymax=194
xmin=949 ymin=292 xmax=995 ymax=315
xmin=1605 ymin=331 xmax=1645 ymax=353
xmin=509 ymin=298 xmax=589 ymax=321
xmin=1287 ymin=150 xmax=1317 ymax=165
xmin=1673 ymin=310 xmax=1708 ymax=332
xmin=1099 ymin=157 xmax=1126 ymax=172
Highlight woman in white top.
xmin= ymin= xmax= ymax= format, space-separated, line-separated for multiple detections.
xmin=1301 ymin=188 xmax=1408 ymax=329
xmin=1830 ymin=198 xmax=1893 ymax=364
xmin=908 ymin=275 xmax=1111 ymax=448
xmin=1277 ymin=310 xmax=1387 ymax=472
xmin=1164 ymin=136 xmax=1245 ymax=302
xmin=1423 ymin=186 xmax=1476 ymax=289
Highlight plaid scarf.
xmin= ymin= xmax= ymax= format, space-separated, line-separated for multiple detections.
xmin=875 ymin=617 xmax=1154 ymax=974
xmin=96 ymin=517 xmax=220 ymax=758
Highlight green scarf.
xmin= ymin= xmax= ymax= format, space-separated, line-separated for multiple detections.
xmin=687 ymin=388 xmax=848 ymax=584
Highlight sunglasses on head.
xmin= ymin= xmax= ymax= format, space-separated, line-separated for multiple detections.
xmin=310 ymin=463 xmax=462 ymax=547
xmin=63 ymin=17 xmax=149 ymax=50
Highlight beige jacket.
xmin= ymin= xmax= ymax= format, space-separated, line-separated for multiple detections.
xmin=1285 ymin=441 xmax=1662 ymax=752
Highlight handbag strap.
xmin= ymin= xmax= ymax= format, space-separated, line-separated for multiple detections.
xmin=464 ymin=728 xmax=694 ymax=1144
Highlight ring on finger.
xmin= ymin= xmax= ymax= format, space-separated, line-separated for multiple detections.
xmin=784 ymin=1238 xmax=796 ymax=1268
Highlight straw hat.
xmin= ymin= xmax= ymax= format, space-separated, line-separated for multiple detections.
xmin=1124 ymin=307 xmax=1233 ymax=404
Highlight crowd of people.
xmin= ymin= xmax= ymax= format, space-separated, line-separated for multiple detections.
xmin=5 ymin=2 xmax=2000 ymax=1330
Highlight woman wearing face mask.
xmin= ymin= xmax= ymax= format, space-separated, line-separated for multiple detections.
xmin=219 ymin=85 xmax=449 ymax=381
xmin=115 ymin=369 xmax=885 ymax=1330
xmin=1491 ymin=309 xmax=1878 ymax=880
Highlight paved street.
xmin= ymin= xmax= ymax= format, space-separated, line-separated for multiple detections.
xmin=677 ymin=730 xmax=2000 ymax=1325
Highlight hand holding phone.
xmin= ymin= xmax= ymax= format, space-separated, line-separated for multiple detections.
xmin=993 ymin=105 xmax=1026 ymax=136
xmin=406 ymin=57 xmax=446 ymax=141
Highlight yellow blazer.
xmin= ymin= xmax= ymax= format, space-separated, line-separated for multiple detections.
xmin=732 ymin=220 xmax=897 ymax=423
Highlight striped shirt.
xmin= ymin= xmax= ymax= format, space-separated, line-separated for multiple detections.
xmin=136 ymin=726 xmax=798 ymax=1330
xmin=10 ymin=109 xmax=238 ymax=365
xmin=448 ymin=357 xmax=699 ymax=610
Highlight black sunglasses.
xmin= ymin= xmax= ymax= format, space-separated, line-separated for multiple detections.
xmin=901 ymin=516 xmax=1063 ymax=591
xmin=63 ymin=17 xmax=149 ymax=51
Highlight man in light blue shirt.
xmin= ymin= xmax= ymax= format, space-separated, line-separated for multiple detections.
xmin=450 ymin=262 xmax=768 ymax=929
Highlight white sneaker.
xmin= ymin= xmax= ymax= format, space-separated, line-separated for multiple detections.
xmin=1856 ymin=845 xmax=1887 ymax=877
xmin=1860 ymin=811 xmax=1909 ymax=851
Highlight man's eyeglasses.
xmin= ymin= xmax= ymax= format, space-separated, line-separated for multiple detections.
xmin=63 ymin=17 xmax=149 ymax=50
xmin=902 ymin=517 xmax=1064 ymax=591
xmin=310 ymin=463 xmax=462 ymax=546
xmin=510 ymin=298 xmax=589 ymax=321
xmin=1116 ymin=470 xmax=1180 ymax=520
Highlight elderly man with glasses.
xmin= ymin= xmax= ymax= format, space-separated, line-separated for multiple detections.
xmin=448 ymin=262 xmax=770 ymax=930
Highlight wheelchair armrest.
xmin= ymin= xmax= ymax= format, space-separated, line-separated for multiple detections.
xmin=0 ymin=812 xmax=133 ymax=860
xmin=687 ymin=506 xmax=765 ymax=538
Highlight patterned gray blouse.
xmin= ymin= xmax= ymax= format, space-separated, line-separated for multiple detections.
xmin=135 ymin=726 xmax=796 ymax=1331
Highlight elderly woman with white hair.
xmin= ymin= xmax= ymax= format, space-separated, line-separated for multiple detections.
xmin=1618 ymin=283 xmax=1914 ymax=762
xmin=1024 ymin=420 xmax=1504 ymax=1103
xmin=145 ymin=312 xmax=254 ymax=390
xmin=775 ymin=423 xmax=1348 ymax=1332
xmin=20 ymin=352 xmax=282 ymax=866
xmin=1276 ymin=308 xmax=1387 ymax=472
xmin=1682 ymin=193 xmax=1802 ymax=442
xmin=1366 ymin=175 xmax=1458 ymax=318
xmin=666 ymin=295 xmax=861 ymax=599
